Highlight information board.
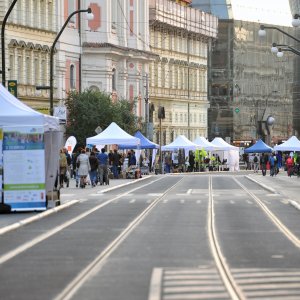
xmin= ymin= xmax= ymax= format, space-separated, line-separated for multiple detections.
xmin=3 ymin=126 xmax=46 ymax=211
xmin=0 ymin=128 xmax=3 ymax=203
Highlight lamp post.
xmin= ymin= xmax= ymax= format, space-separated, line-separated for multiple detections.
xmin=144 ymin=73 xmax=149 ymax=139
xmin=49 ymin=7 xmax=93 ymax=116
xmin=1 ymin=0 xmax=18 ymax=87
xmin=271 ymin=42 xmax=300 ymax=57
xmin=258 ymin=24 xmax=300 ymax=43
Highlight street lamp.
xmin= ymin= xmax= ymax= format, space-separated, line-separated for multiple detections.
xmin=1 ymin=0 xmax=18 ymax=87
xmin=292 ymin=14 xmax=300 ymax=27
xmin=49 ymin=7 xmax=93 ymax=116
xmin=258 ymin=24 xmax=300 ymax=43
xmin=271 ymin=43 xmax=300 ymax=57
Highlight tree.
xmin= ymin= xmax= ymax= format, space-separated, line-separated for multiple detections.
xmin=65 ymin=89 xmax=138 ymax=146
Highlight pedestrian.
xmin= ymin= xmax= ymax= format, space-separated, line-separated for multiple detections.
xmin=164 ymin=152 xmax=172 ymax=173
xmin=253 ymin=154 xmax=259 ymax=173
xmin=188 ymin=151 xmax=195 ymax=172
xmin=59 ymin=148 xmax=67 ymax=188
xmin=129 ymin=150 xmax=137 ymax=166
xmin=286 ymin=155 xmax=294 ymax=177
xmin=112 ymin=149 xmax=120 ymax=179
xmin=89 ymin=151 xmax=98 ymax=187
xmin=260 ymin=153 xmax=267 ymax=176
xmin=269 ymin=153 xmax=275 ymax=177
xmin=76 ymin=149 xmax=91 ymax=188
xmin=63 ymin=147 xmax=71 ymax=187
xmin=97 ymin=148 xmax=109 ymax=185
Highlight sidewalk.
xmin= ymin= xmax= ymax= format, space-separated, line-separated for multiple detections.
xmin=246 ymin=169 xmax=300 ymax=209
xmin=0 ymin=175 xmax=151 ymax=235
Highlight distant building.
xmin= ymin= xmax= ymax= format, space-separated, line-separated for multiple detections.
xmin=0 ymin=0 xmax=56 ymax=114
xmin=289 ymin=0 xmax=300 ymax=137
xmin=192 ymin=0 xmax=295 ymax=146
xmin=149 ymin=0 xmax=218 ymax=144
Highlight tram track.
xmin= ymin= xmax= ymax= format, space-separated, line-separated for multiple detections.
xmin=208 ymin=175 xmax=246 ymax=300
xmin=53 ymin=177 xmax=185 ymax=300
xmin=0 ymin=176 xmax=173 ymax=266
xmin=233 ymin=176 xmax=300 ymax=248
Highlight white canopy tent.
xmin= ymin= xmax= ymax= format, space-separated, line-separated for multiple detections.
xmin=210 ymin=137 xmax=239 ymax=171
xmin=0 ymin=84 xmax=62 ymax=211
xmin=274 ymin=136 xmax=300 ymax=152
xmin=193 ymin=136 xmax=216 ymax=151
xmin=162 ymin=135 xmax=198 ymax=151
xmin=0 ymin=84 xmax=59 ymax=131
xmin=210 ymin=137 xmax=239 ymax=151
xmin=86 ymin=122 xmax=140 ymax=146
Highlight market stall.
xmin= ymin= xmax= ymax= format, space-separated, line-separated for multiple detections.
xmin=0 ymin=84 xmax=61 ymax=212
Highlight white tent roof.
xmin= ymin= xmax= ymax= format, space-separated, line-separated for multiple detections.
xmin=274 ymin=136 xmax=300 ymax=152
xmin=86 ymin=122 xmax=140 ymax=145
xmin=0 ymin=84 xmax=59 ymax=131
xmin=210 ymin=137 xmax=239 ymax=151
xmin=193 ymin=136 xmax=216 ymax=151
xmin=162 ymin=135 xmax=198 ymax=151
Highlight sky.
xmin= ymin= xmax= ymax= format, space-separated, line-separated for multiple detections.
xmin=192 ymin=0 xmax=293 ymax=26
xmin=230 ymin=0 xmax=292 ymax=26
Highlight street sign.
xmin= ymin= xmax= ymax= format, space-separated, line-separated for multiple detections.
xmin=8 ymin=80 xmax=17 ymax=97
xmin=235 ymin=107 xmax=240 ymax=113
xmin=95 ymin=126 xmax=102 ymax=134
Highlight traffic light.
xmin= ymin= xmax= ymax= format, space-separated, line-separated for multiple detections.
xmin=158 ymin=106 xmax=165 ymax=119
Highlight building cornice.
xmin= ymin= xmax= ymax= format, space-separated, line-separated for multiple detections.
xmin=82 ymin=42 xmax=159 ymax=60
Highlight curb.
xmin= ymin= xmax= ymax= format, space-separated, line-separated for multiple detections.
xmin=245 ymin=175 xmax=277 ymax=193
xmin=0 ymin=175 xmax=153 ymax=236
xmin=0 ymin=200 xmax=79 ymax=236
xmin=245 ymin=175 xmax=300 ymax=211
xmin=97 ymin=175 xmax=152 ymax=193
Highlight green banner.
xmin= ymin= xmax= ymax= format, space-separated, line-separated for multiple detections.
xmin=4 ymin=183 xmax=45 ymax=190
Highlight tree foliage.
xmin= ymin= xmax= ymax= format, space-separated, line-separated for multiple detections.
xmin=65 ymin=89 xmax=138 ymax=146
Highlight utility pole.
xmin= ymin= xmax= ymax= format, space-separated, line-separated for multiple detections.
xmin=144 ymin=73 xmax=149 ymax=139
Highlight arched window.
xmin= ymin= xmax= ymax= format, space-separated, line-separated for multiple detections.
xmin=70 ymin=64 xmax=75 ymax=89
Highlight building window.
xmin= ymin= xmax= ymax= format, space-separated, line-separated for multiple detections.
xmin=17 ymin=55 xmax=22 ymax=83
xmin=70 ymin=64 xmax=75 ymax=89
xmin=35 ymin=56 xmax=40 ymax=85
xmin=26 ymin=56 xmax=31 ymax=85
xmin=169 ymin=65 xmax=173 ymax=89
xmin=33 ymin=0 xmax=38 ymax=26
xmin=48 ymin=1 xmax=53 ymax=30
xmin=9 ymin=54 xmax=14 ymax=80
xmin=41 ymin=59 xmax=46 ymax=86
xmin=112 ymin=68 xmax=116 ymax=91
xmin=68 ymin=0 xmax=76 ymax=24
xmin=161 ymin=64 xmax=165 ymax=88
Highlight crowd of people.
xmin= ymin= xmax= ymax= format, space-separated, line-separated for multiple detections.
xmin=58 ymin=146 xmax=144 ymax=189
xmin=57 ymin=146 xmax=300 ymax=190
xmin=242 ymin=152 xmax=300 ymax=177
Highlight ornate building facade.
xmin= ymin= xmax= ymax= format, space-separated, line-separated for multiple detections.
xmin=148 ymin=0 xmax=218 ymax=144
xmin=0 ymin=0 xmax=56 ymax=113
xmin=80 ymin=0 xmax=155 ymax=129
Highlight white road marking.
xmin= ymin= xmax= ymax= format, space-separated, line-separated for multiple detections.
xmin=180 ymin=199 xmax=185 ymax=204
xmin=148 ymin=193 xmax=164 ymax=197
xmin=196 ymin=200 xmax=201 ymax=204
xmin=129 ymin=199 xmax=136 ymax=203
xmin=163 ymin=199 xmax=168 ymax=203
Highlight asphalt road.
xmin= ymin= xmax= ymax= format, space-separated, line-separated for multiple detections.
xmin=0 ymin=173 xmax=300 ymax=300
